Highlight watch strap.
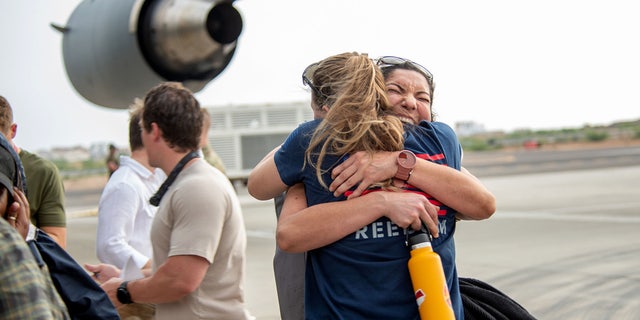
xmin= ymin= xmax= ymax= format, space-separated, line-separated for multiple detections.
xmin=117 ymin=280 xmax=133 ymax=304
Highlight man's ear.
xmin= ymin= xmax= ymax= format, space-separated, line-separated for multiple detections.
xmin=9 ymin=123 xmax=17 ymax=139
xmin=150 ymin=122 xmax=162 ymax=141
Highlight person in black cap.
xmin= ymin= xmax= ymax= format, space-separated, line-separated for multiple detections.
xmin=0 ymin=132 xmax=70 ymax=319
xmin=0 ymin=95 xmax=68 ymax=248
xmin=0 ymin=131 xmax=29 ymax=237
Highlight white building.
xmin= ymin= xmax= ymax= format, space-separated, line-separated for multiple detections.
xmin=204 ymin=101 xmax=313 ymax=183
xmin=46 ymin=146 xmax=91 ymax=162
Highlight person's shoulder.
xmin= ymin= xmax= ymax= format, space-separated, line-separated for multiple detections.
xmin=284 ymin=119 xmax=321 ymax=145
xmin=105 ymin=164 xmax=149 ymax=190
xmin=431 ymin=121 xmax=454 ymax=129
xmin=179 ymin=161 xmax=234 ymax=195
xmin=19 ymin=149 xmax=40 ymax=162
xmin=419 ymin=121 xmax=457 ymax=136
xmin=293 ymin=119 xmax=321 ymax=134
xmin=185 ymin=160 xmax=224 ymax=182
xmin=300 ymin=118 xmax=322 ymax=127
xmin=118 ymin=156 xmax=156 ymax=178
xmin=19 ymin=149 xmax=60 ymax=173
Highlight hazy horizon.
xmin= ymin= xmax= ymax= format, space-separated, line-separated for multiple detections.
xmin=32 ymin=111 xmax=639 ymax=153
xmin=3 ymin=0 xmax=639 ymax=151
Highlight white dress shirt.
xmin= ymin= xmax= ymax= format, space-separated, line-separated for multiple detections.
xmin=96 ymin=155 xmax=166 ymax=269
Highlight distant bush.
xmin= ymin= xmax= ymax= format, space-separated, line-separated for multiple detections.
xmin=52 ymin=159 xmax=106 ymax=178
xmin=460 ymin=137 xmax=500 ymax=151
xmin=585 ymin=130 xmax=608 ymax=141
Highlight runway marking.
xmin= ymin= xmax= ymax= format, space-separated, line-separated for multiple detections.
xmin=494 ymin=210 xmax=640 ymax=223
xmin=247 ymin=229 xmax=275 ymax=239
xmin=532 ymin=202 xmax=640 ymax=214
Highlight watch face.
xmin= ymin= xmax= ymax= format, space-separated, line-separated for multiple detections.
xmin=117 ymin=288 xmax=126 ymax=302
xmin=399 ymin=150 xmax=417 ymax=168
xmin=395 ymin=150 xmax=416 ymax=181
xmin=117 ymin=282 xmax=132 ymax=304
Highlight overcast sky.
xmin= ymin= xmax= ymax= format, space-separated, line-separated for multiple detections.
xmin=2 ymin=0 xmax=639 ymax=151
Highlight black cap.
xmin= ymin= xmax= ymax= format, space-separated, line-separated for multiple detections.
xmin=0 ymin=133 xmax=25 ymax=196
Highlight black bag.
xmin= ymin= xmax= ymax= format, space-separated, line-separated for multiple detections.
xmin=459 ymin=277 xmax=536 ymax=320
xmin=28 ymin=229 xmax=120 ymax=320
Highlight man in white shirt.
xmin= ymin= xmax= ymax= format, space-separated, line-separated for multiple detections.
xmin=95 ymin=99 xmax=166 ymax=271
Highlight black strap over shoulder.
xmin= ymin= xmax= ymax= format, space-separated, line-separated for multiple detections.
xmin=149 ymin=151 xmax=200 ymax=206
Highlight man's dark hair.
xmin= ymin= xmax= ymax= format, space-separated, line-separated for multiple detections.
xmin=142 ymin=82 xmax=202 ymax=152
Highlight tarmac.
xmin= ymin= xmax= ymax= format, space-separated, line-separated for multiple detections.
xmin=64 ymin=146 xmax=640 ymax=319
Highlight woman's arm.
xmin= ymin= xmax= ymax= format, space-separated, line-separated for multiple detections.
xmin=247 ymin=146 xmax=288 ymax=200
xmin=277 ymin=183 xmax=440 ymax=253
xmin=330 ymin=151 xmax=496 ymax=220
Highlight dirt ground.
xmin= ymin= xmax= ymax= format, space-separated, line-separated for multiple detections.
xmin=63 ymin=174 xmax=108 ymax=192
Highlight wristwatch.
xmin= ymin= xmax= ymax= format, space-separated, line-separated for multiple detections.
xmin=394 ymin=150 xmax=417 ymax=181
xmin=117 ymin=281 xmax=133 ymax=304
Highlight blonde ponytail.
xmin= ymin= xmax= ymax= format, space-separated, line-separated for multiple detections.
xmin=305 ymin=52 xmax=404 ymax=188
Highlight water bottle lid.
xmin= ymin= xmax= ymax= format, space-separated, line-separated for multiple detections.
xmin=408 ymin=232 xmax=431 ymax=247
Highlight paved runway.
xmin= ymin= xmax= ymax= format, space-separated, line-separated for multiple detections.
xmin=65 ymin=146 xmax=640 ymax=319
xmin=455 ymin=165 xmax=640 ymax=320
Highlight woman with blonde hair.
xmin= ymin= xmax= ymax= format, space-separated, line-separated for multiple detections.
xmin=301 ymin=52 xmax=405 ymax=188
xmin=249 ymin=53 xmax=494 ymax=318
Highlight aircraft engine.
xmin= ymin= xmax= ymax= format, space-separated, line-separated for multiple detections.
xmin=54 ymin=0 xmax=243 ymax=109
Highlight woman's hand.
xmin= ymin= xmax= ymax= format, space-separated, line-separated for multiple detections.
xmin=330 ymin=151 xmax=398 ymax=199
xmin=378 ymin=191 xmax=440 ymax=238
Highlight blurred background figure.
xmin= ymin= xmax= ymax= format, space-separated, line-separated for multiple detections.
xmin=199 ymin=108 xmax=227 ymax=175
xmin=106 ymin=143 xmax=119 ymax=178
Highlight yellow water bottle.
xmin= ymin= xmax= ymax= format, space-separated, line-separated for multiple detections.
xmin=407 ymin=229 xmax=455 ymax=319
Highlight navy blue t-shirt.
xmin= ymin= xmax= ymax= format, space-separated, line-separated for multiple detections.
xmin=275 ymin=119 xmax=463 ymax=319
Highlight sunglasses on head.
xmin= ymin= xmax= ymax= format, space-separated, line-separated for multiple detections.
xmin=302 ymin=62 xmax=325 ymax=100
xmin=376 ymin=56 xmax=434 ymax=86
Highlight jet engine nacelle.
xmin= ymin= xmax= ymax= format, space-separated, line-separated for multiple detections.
xmin=55 ymin=0 xmax=242 ymax=109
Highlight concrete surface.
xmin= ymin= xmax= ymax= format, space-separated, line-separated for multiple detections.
xmin=64 ymin=146 xmax=640 ymax=319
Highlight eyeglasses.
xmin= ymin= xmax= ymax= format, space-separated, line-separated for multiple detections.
xmin=302 ymin=62 xmax=325 ymax=100
xmin=376 ymin=56 xmax=434 ymax=86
